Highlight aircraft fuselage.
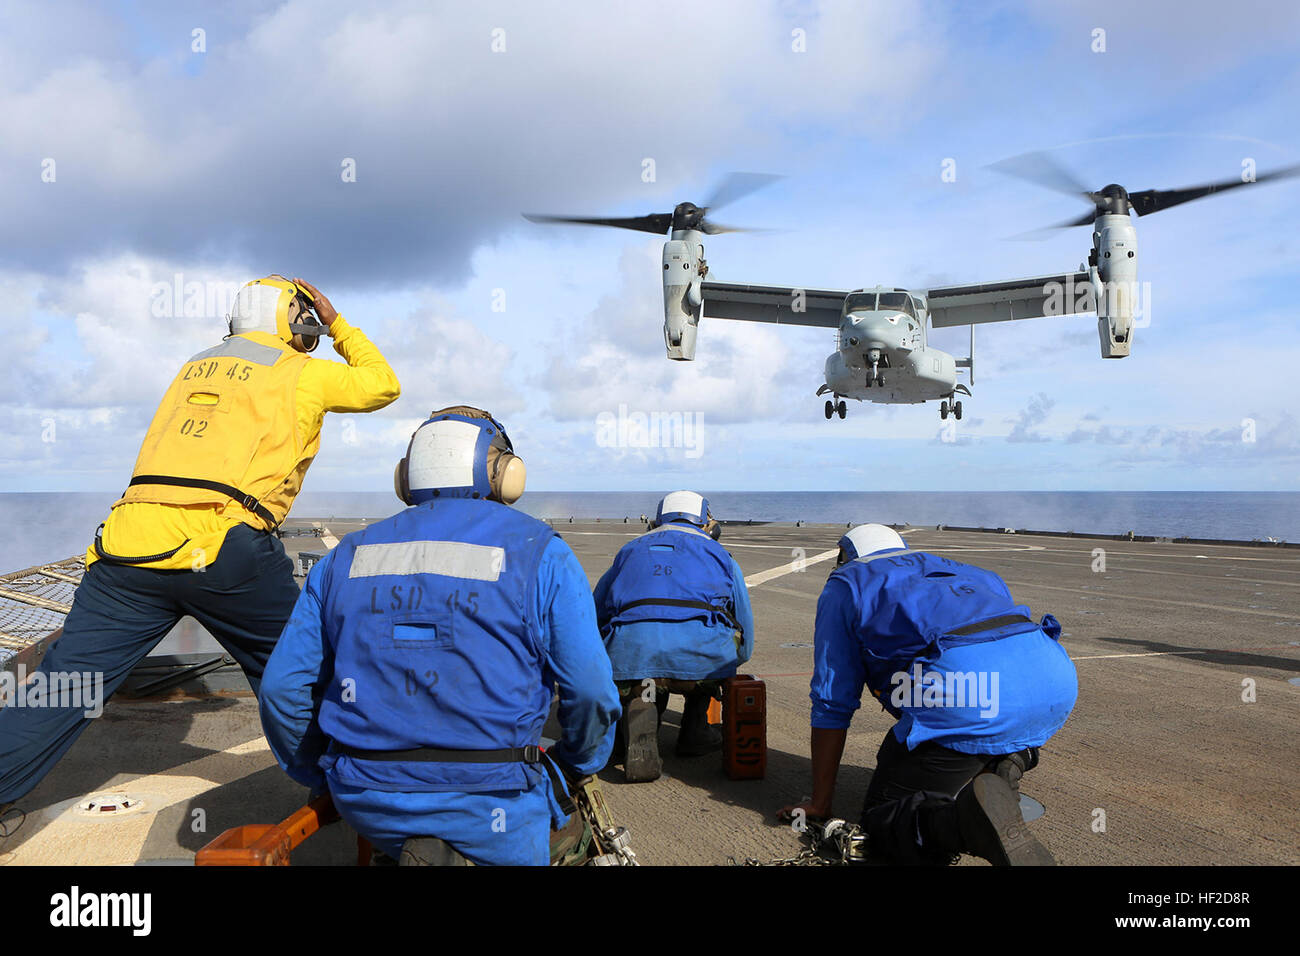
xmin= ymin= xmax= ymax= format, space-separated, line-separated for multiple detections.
xmin=823 ymin=306 xmax=959 ymax=403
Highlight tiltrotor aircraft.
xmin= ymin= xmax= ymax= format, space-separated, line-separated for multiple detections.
xmin=528 ymin=158 xmax=1298 ymax=419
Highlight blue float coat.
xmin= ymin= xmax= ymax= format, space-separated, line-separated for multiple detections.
xmin=593 ymin=523 xmax=754 ymax=681
xmin=259 ymin=504 xmax=620 ymax=864
xmin=810 ymin=550 xmax=1077 ymax=755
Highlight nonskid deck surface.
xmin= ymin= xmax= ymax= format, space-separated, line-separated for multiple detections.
xmin=2 ymin=520 xmax=1297 ymax=866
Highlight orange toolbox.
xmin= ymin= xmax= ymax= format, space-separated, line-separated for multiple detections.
xmin=195 ymin=794 xmax=371 ymax=866
xmin=721 ymin=674 xmax=766 ymax=779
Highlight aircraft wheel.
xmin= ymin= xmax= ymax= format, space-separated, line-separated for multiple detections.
xmin=940 ymin=401 xmax=949 ymax=420
xmin=878 ymin=375 xmax=885 ymax=386
xmin=837 ymin=401 xmax=847 ymax=420
xmin=824 ymin=400 xmax=834 ymax=420
xmin=954 ymin=401 xmax=963 ymax=421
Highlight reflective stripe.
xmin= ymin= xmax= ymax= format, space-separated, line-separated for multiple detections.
xmin=188 ymin=336 xmax=283 ymax=366
xmin=348 ymin=540 xmax=506 ymax=581
xmin=648 ymin=523 xmax=713 ymax=542
xmin=851 ymin=548 xmax=909 ymax=566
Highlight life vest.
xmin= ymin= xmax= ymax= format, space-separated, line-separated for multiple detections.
xmin=833 ymin=550 xmax=1041 ymax=679
xmin=830 ymin=551 xmax=1074 ymax=746
xmin=113 ymin=336 xmax=311 ymax=531
xmin=600 ymin=520 xmax=738 ymax=639
xmin=317 ymin=498 xmax=556 ymax=793
xmin=602 ymin=523 xmax=740 ymax=635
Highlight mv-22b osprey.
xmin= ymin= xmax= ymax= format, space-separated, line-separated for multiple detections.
xmin=528 ymin=159 xmax=1297 ymax=419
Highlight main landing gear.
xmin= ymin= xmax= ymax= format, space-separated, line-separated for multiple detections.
xmin=818 ymin=383 xmax=847 ymax=420
xmin=941 ymin=385 xmax=971 ymax=421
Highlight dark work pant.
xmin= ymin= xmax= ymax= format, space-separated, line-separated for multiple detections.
xmin=859 ymin=730 xmax=1009 ymax=865
xmin=0 ymin=524 xmax=300 ymax=804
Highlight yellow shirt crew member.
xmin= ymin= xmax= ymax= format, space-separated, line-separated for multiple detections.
xmin=0 ymin=276 xmax=399 ymax=822
xmin=90 ymin=310 xmax=399 ymax=570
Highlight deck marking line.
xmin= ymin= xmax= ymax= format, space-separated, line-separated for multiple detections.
xmin=756 ymin=641 xmax=1300 ymax=676
xmin=1003 ymin=580 xmax=1297 ymax=619
xmin=1072 ymin=642 xmax=1300 ymax=661
xmin=745 ymin=549 xmax=840 ymax=588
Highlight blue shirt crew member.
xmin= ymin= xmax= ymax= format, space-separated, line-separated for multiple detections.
xmin=259 ymin=407 xmax=620 ymax=866
xmin=781 ymin=524 xmax=1077 ymax=866
xmin=593 ymin=491 xmax=754 ymax=782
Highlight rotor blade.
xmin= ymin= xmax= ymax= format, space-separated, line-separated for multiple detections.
xmin=987 ymin=151 xmax=1095 ymax=201
xmin=699 ymin=219 xmax=770 ymax=235
xmin=522 ymin=212 xmax=674 ymax=234
xmin=1005 ymin=211 xmax=1096 ymax=240
xmin=703 ymin=172 xmax=783 ymax=213
xmin=1128 ymin=163 xmax=1300 ymax=216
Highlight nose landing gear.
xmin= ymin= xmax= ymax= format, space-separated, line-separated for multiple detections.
xmin=866 ymin=349 xmax=885 ymax=388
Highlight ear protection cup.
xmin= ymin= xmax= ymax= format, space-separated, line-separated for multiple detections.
xmin=491 ymin=451 xmax=526 ymax=504
xmin=287 ymin=290 xmax=322 ymax=352
xmin=394 ymin=458 xmax=412 ymax=505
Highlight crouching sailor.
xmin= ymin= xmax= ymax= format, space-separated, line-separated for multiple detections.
xmin=259 ymin=407 xmax=620 ymax=865
xmin=593 ymin=492 xmax=754 ymax=781
xmin=778 ymin=524 xmax=1077 ymax=865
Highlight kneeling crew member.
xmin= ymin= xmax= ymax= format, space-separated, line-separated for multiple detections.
xmin=779 ymin=524 xmax=1077 ymax=865
xmin=260 ymin=407 xmax=621 ymax=866
xmin=0 ymin=277 xmax=398 ymax=834
xmin=593 ymin=492 xmax=754 ymax=781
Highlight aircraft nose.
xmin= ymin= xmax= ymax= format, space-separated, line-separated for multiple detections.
xmin=861 ymin=314 xmax=900 ymax=348
xmin=843 ymin=311 xmax=903 ymax=352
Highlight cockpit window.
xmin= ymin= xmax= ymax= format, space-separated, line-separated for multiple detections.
xmin=844 ymin=292 xmax=876 ymax=313
xmin=877 ymin=292 xmax=916 ymax=318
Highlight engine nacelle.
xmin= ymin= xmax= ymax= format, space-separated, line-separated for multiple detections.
xmin=1091 ymin=213 xmax=1137 ymax=359
xmin=663 ymin=235 xmax=703 ymax=361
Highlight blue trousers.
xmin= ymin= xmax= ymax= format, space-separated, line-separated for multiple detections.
xmin=329 ymin=781 xmax=558 ymax=866
xmin=0 ymin=524 xmax=299 ymax=804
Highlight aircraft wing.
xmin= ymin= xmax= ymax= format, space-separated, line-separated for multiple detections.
xmin=926 ymin=271 xmax=1093 ymax=328
xmin=702 ymin=281 xmax=846 ymax=328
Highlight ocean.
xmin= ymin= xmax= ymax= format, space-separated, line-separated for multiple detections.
xmin=1 ymin=490 xmax=1297 ymax=573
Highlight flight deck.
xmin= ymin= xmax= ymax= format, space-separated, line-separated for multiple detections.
xmin=1 ymin=520 xmax=1297 ymax=866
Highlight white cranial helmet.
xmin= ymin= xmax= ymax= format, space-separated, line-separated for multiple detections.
xmin=837 ymin=523 xmax=906 ymax=565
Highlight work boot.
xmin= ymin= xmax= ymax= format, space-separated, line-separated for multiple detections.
xmin=622 ymin=694 xmax=662 ymax=782
xmin=955 ymin=773 xmax=1054 ymax=866
xmin=675 ymin=689 xmax=723 ymax=758
xmin=990 ymin=747 xmax=1038 ymax=796
xmin=0 ymin=802 xmax=24 ymax=843
xmin=399 ymin=836 xmax=471 ymax=866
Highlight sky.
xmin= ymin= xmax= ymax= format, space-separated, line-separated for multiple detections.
xmin=2 ymin=0 xmax=1299 ymax=495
